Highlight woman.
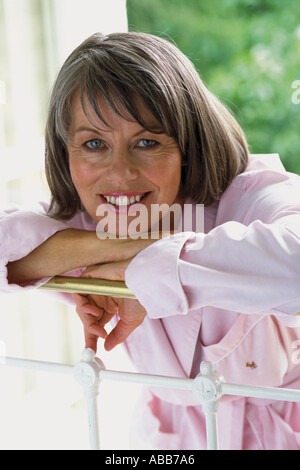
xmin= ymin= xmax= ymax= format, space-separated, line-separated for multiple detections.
xmin=1 ymin=32 xmax=300 ymax=450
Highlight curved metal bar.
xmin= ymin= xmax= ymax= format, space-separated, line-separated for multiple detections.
xmin=40 ymin=276 xmax=136 ymax=299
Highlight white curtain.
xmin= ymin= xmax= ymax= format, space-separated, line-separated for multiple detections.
xmin=0 ymin=0 xmax=141 ymax=450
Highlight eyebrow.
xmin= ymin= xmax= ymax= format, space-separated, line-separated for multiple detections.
xmin=72 ymin=125 xmax=165 ymax=137
xmin=72 ymin=126 xmax=105 ymax=134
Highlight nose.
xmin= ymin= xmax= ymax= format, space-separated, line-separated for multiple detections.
xmin=104 ymin=148 xmax=140 ymax=185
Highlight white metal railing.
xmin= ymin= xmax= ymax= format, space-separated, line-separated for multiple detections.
xmin=1 ymin=276 xmax=300 ymax=450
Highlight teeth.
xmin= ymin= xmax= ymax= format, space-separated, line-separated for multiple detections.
xmin=102 ymin=193 xmax=146 ymax=206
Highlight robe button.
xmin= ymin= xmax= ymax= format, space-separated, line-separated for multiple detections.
xmin=245 ymin=361 xmax=257 ymax=369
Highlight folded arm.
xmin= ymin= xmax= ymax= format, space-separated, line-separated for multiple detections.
xmin=0 ymin=204 xmax=155 ymax=290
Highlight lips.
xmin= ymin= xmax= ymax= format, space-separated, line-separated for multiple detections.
xmin=98 ymin=192 xmax=151 ymax=207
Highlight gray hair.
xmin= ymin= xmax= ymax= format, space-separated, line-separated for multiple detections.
xmin=45 ymin=32 xmax=249 ymax=219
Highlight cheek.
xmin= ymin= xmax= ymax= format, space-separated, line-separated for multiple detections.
xmin=160 ymin=160 xmax=182 ymax=195
xmin=69 ymin=160 xmax=96 ymax=190
xmin=149 ymin=153 xmax=181 ymax=181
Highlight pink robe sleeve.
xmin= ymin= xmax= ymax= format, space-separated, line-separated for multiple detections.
xmin=0 ymin=202 xmax=70 ymax=292
xmin=125 ymin=166 xmax=300 ymax=321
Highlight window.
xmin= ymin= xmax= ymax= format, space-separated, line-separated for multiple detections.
xmin=0 ymin=0 xmax=138 ymax=450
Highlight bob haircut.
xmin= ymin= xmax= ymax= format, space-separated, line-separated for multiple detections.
xmin=45 ymin=31 xmax=249 ymax=220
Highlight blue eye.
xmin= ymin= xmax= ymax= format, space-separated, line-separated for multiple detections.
xmin=86 ymin=139 xmax=102 ymax=149
xmin=138 ymin=139 xmax=157 ymax=148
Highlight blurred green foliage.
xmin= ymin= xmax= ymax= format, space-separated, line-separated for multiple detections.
xmin=127 ymin=0 xmax=300 ymax=174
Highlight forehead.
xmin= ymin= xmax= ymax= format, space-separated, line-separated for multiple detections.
xmin=69 ymin=90 xmax=162 ymax=133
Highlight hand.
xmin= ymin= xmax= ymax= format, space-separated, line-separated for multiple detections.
xmin=73 ymin=292 xmax=118 ymax=352
xmin=73 ymin=258 xmax=146 ymax=352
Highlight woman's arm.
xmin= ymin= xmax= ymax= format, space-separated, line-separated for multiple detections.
xmin=124 ymin=215 xmax=300 ymax=319
xmin=6 ymin=228 xmax=155 ymax=285
xmin=7 ymin=228 xmax=102 ymax=284
xmin=0 ymin=203 xmax=155 ymax=289
xmin=124 ymin=164 xmax=300 ymax=320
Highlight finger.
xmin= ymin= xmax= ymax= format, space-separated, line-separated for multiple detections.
xmin=75 ymin=299 xmax=107 ymax=337
xmin=75 ymin=303 xmax=104 ymax=325
xmin=75 ymin=293 xmax=118 ymax=318
xmin=83 ymin=296 xmax=118 ymax=326
xmin=104 ymin=296 xmax=119 ymax=313
xmin=84 ymin=330 xmax=99 ymax=353
xmin=89 ymin=295 xmax=119 ymax=315
xmin=74 ymin=293 xmax=105 ymax=319
xmin=88 ymin=322 xmax=108 ymax=338
xmin=98 ymin=312 xmax=115 ymax=328
xmin=81 ymin=260 xmax=130 ymax=282
xmin=74 ymin=293 xmax=118 ymax=341
xmin=72 ymin=293 xmax=90 ymax=308
xmin=80 ymin=303 xmax=105 ymax=317
xmin=104 ymin=319 xmax=141 ymax=352
xmin=76 ymin=307 xmax=108 ymax=339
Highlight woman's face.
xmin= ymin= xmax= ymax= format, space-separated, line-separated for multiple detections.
xmin=67 ymin=92 xmax=183 ymax=237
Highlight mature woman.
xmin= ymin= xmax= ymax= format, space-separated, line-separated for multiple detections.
xmin=1 ymin=32 xmax=300 ymax=450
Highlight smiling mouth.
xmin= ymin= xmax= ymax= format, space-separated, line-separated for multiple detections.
xmin=99 ymin=192 xmax=151 ymax=207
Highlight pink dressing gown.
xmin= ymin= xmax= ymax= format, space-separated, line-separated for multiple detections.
xmin=1 ymin=154 xmax=300 ymax=450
